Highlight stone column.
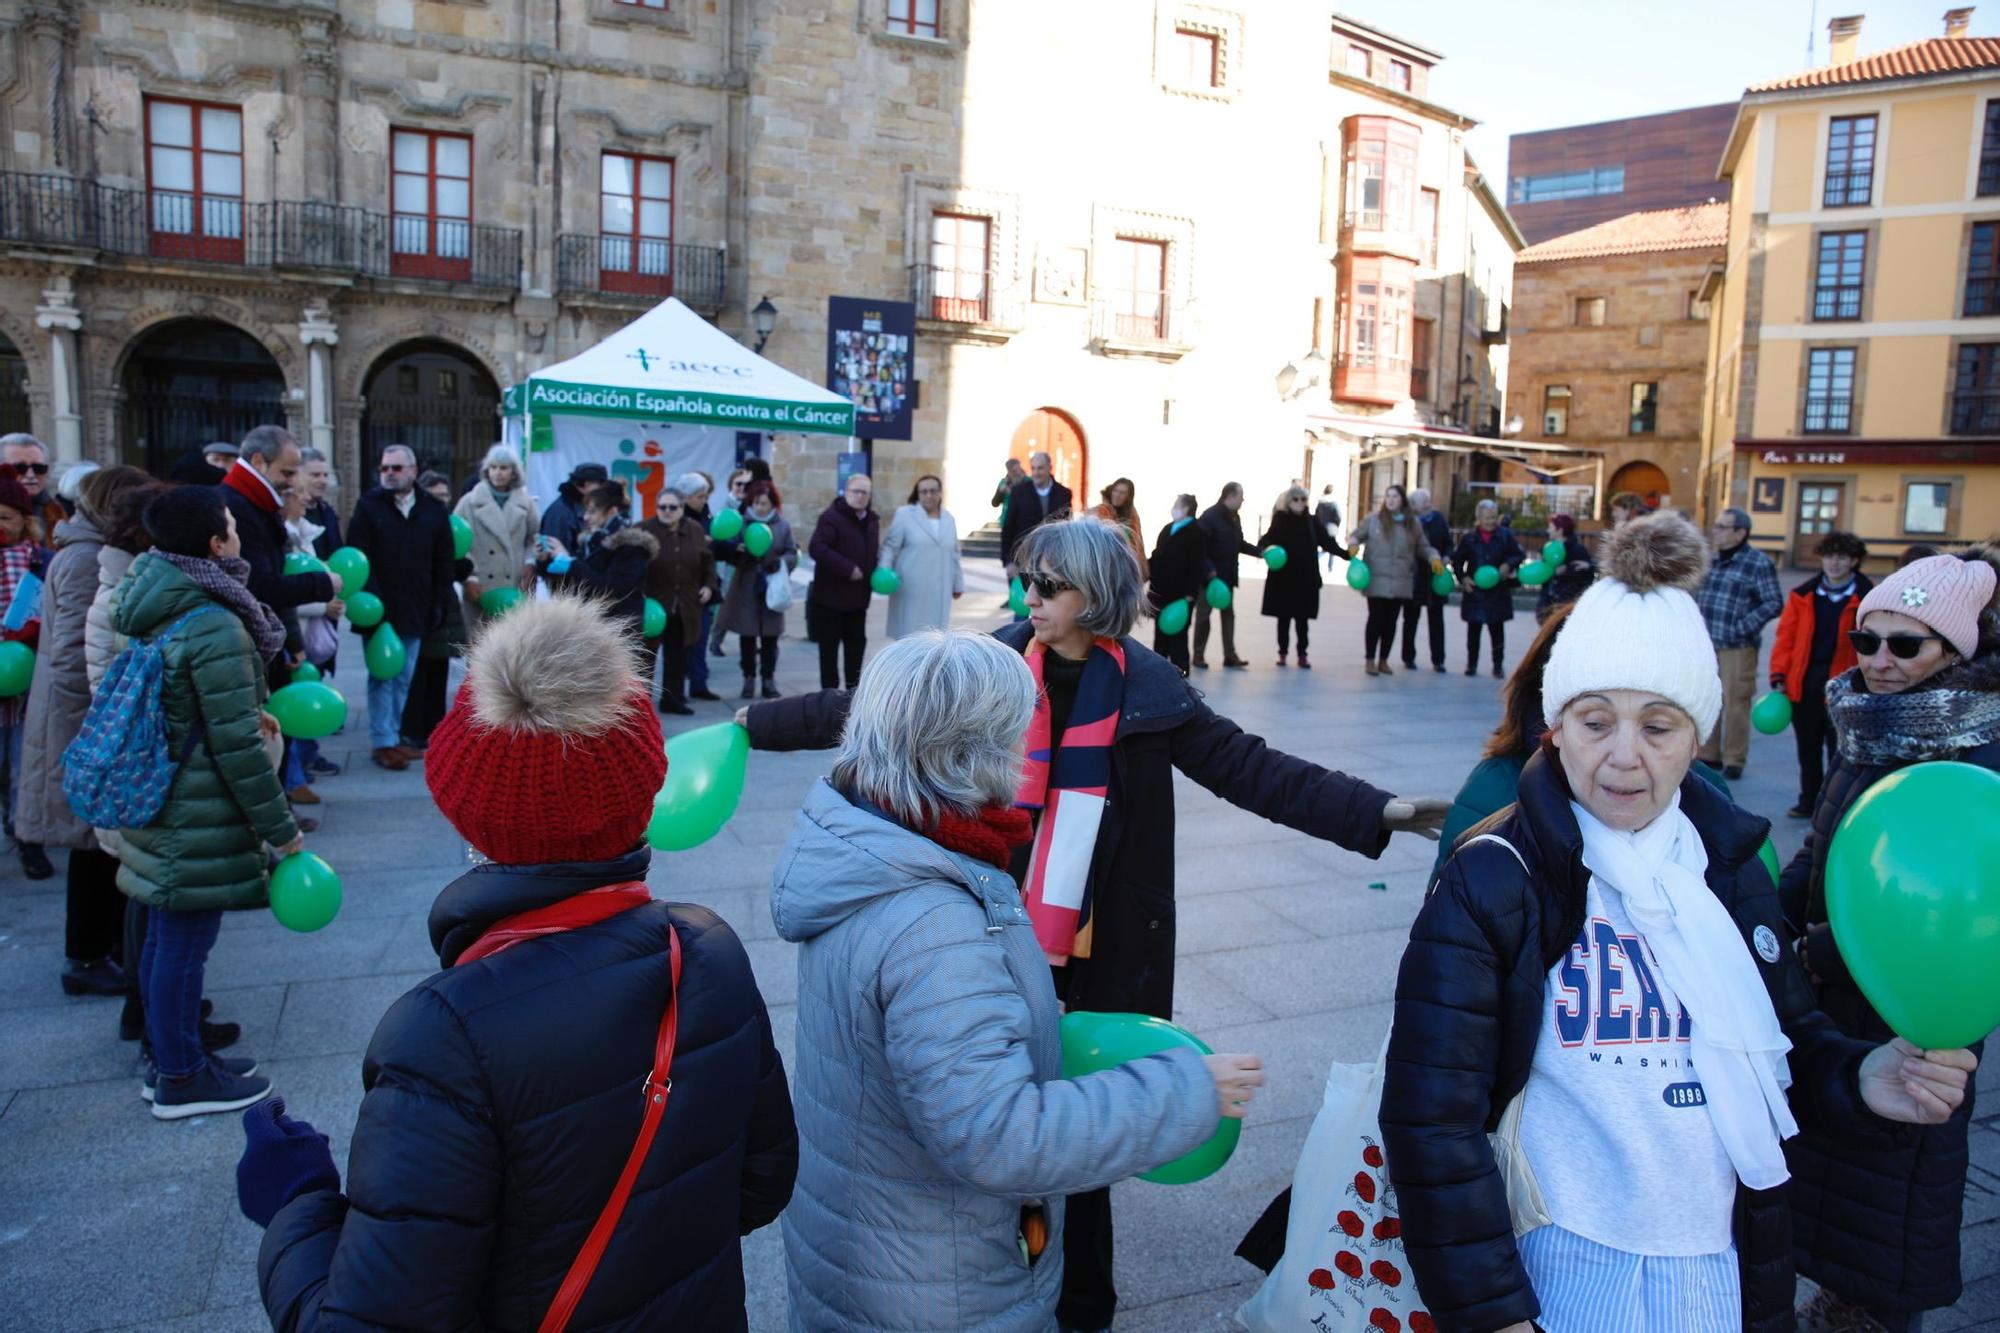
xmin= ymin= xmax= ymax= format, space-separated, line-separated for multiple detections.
xmin=34 ymin=276 xmax=83 ymax=464
xmin=299 ymin=301 xmax=338 ymax=455
xmin=292 ymin=3 xmax=341 ymax=200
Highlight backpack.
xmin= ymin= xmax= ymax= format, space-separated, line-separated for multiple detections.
xmin=62 ymin=605 xmax=224 ymax=829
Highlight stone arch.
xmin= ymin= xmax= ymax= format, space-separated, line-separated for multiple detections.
xmin=0 ymin=308 xmax=42 ymax=387
xmin=101 ymin=297 xmax=297 ymax=394
xmin=116 ymin=317 xmax=291 ymax=474
xmin=339 ymin=319 xmax=506 ymax=405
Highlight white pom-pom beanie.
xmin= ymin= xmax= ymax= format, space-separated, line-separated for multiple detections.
xmin=1542 ymin=572 xmax=1723 ymax=741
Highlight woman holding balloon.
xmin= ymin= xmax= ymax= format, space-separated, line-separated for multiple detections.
xmin=538 ymin=480 xmax=657 ymax=643
xmin=1346 ymin=483 xmax=1439 ymax=677
xmin=1779 ymin=548 xmax=2000 ymax=1332
xmin=715 ymin=479 xmax=797 ymax=700
xmin=1451 ymin=498 xmax=1527 ymax=679
xmin=638 ymin=486 xmax=718 ymax=715
xmin=1146 ymin=493 xmax=1209 ymax=676
xmin=1256 ymin=484 xmax=1341 ymax=669
xmin=453 ymin=442 xmax=539 ymax=631
xmin=1381 ymin=513 xmax=1975 ymax=1333
xmin=876 ymin=473 xmax=964 ymax=639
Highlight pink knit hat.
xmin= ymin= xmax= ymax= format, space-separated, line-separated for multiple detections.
xmin=1856 ymin=554 xmax=1997 ymax=660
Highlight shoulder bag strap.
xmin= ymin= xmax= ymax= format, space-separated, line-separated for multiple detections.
xmin=537 ymin=923 xmax=682 ymax=1333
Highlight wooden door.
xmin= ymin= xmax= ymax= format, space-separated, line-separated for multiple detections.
xmin=1009 ymin=408 xmax=1087 ymax=506
xmin=1791 ymin=480 xmax=1846 ymax=567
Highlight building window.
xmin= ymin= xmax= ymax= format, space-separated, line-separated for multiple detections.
xmin=1812 ymin=230 xmax=1866 ymax=320
xmin=1344 ymin=117 xmax=1419 ymax=232
xmin=1804 ymin=347 xmax=1857 ymax=433
xmin=395 ymin=365 xmax=419 ymax=396
xmin=1823 ymin=114 xmax=1877 ymax=207
xmin=1688 ymin=290 xmax=1712 ymax=320
xmin=1387 ymin=59 xmax=1412 ymax=91
xmin=144 ymin=97 xmax=244 ymax=263
xmin=1543 ymin=384 xmax=1571 ymax=436
xmin=927 ymin=211 xmax=991 ymax=322
xmin=1336 ymin=256 xmax=1415 ymax=404
xmin=1347 ymin=44 xmax=1371 ymax=77
xmin=436 ymin=369 xmax=459 ymax=399
xmin=1982 ymin=101 xmax=2000 ymax=196
xmin=1903 ymin=480 xmax=1954 ymax=534
xmin=886 ymin=0 xmax=939 ymax=37
xmin=598 ymin=151 xmax=674 ymax=296
xmin=1628 ymin=382 xmax=1658 ymax=435
xmin=1509 ymin=166 xmax=1623 ymax=205
xmin=391 ymin=128 xmax=473 ymax=280
xmin=1418 ymin=188 xmax=1439 ymax=266
xmin=1109 ymin=235 xmax=1169 ymax=341
xmin=1951 ymin=343 xmax=2000 ymax=434
xmin=1170 ymin=27 xmax=1220 ymax=88
xmin=1410 ymin=316 xmax=1433 ymax=399
xmin=1574 ymin=296 xmax=1606 ymax=326
xmin=1966 ymin=222 xmax=2000 ymax=316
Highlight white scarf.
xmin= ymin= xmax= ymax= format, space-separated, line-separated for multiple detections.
xmin=1571 ymin=793 xmax=1797 ymax=1190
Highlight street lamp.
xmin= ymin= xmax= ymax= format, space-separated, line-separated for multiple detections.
xmin=1275 ymin=347 xmax=1330 ymax=401
xmin=751 ymin=295 xmax=778 ymax=353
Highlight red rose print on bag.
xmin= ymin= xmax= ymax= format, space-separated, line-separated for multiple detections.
xmin=1335 ymin=1209 xmax=1365 ymax=1237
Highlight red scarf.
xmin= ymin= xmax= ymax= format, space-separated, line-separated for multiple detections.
xmin=221 ymin=461 xmax=280 ymax=515
xmin=930 ymin=807 xmax=1033 ymax=869
xmin=1014 ymin=636 xmax=1125 ymax=963
xmin=454 ymin=882 xmax=653 ymax=966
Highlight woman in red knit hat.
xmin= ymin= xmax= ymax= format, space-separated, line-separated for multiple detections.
xmin=241 ymin=594 xmax=797 ymax=1331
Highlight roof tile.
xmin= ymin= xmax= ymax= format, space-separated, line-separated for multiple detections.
xmin=1515 ymin=203 xmax=1730 ymax=265
xmin=1749 ymin=36 xmax=2000 ymax=92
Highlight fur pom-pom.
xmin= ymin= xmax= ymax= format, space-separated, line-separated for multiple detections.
xmin=1604 ymin=511 xmax=1710 ymax=595
xmin=466 ymin=593 xmax=643 ymax=735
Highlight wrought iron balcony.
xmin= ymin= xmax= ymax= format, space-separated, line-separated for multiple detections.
xmin=555 ymin=234 xmax=727 ymax=309
xmin=1088 ymin=293 xmax=1189 ymax=352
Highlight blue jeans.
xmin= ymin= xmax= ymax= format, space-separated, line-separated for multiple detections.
xmin=366 ymin=632 xmax=422 ymax=749
xmin=0 ymin=720 xmax=19 ymax=832
xmin=139 ymin=906 xmax=223 ymax=1078
xmin=688 ymin=604 xmax=714 ymax=692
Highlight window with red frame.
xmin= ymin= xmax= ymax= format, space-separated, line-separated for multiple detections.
xmin=887 ymin=0 xmax=939 ymax=37
xmin=1338 ymin=256 xmax=1415 ymax=404
xmin=145 ymin=97 xmax=245 ymax=263
xmin=1171 ymin=27 xmax=1220 ymax=88
xmin=928 ymin=212 xmax=991 ymax=322
xmin=391 ymin=129 xmax=472 ymax=280
xmin=1109 ymin=236 xmax=1169 ymax=341
xmin=1344 ymin=117 xmax=1419 ymax=233
xmin=599 ymin=151 xmax=674 ymax=296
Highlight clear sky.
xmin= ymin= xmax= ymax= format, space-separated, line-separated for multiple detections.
xmin=1335 ymin=0 xmax=1995 ymax=177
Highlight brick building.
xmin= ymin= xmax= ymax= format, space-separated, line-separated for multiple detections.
xmin=1508 ymin=202 xmax=1728 ymax=519
xmin=1507 ymin=102 xmax=1736 ymax=246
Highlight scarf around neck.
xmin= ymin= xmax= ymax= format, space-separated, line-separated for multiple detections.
xmin=929 ymin=806 xmax=1034 ymax=870
xmin=1014 ymin=636 xmax=1125 ymax=964
xmin=1826 ymin=654 xmax=2000 ymax=764
xmin=1572 ymin=793 xmax=1797 ymax=1191
xmin=155 ymin=551 xmax=288 ymax=663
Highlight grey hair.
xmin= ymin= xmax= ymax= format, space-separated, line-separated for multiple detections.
xmin=1272 ymin=484 xmax=1308 ymax=518
xmin=657 ymin=487 xmax=687 ymax=509
xmin=829 ymin=630 xmax=1035 ymax=826
xmin=0 ymin=432 xmax=46 ymax=456
xmin=380 ymin=443 xmax=416 ymax=465
xmin=240 ymin=424 xmax=296 ymax=462
xmin=481 ymin=442 xmax=522 ymax=473
xmin=1013 ymin=514 xmax=1144 ymax=638
xmin=1409 ymin=488 xmax=1432 ymax=506
xmin=1475 ymin=498 xmax=1499 ymax=515
xmin=299 ymin=446 xmax=327 ymax=465
xmin=671 ymin=471 xmax=709 ymax=497
xmin=1721 ymin=506 xmax=1752 ymax=533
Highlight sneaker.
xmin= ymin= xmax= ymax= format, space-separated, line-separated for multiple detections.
xmin=761 ymin=679 xmax=783 ymax=700
xmin=305 ymin=756 xmax=342 ymax=776
xmin=61 ymin=956 xmax=125 ymax=997
xmin=18 ymin=841 xmax=53 ymax=880
xmin=150 ymin=1059 xmax=273 ymax=1120
xmin=689 ymin=689 xmax=722 ymax=702
xmin=287 ymin=784 xmax=321 ymax=805
xmin=142 ymin=1053 xmax=258 ymax=1103
xmin=371 ymin=747 xmax=408 ymax=771
xmin=740 ymin=679 xmax=757 ymax=700
xmin=1788 ymin=804 xmax=1812 ymax=819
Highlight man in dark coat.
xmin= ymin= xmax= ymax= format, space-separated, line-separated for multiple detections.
xmin=217 ymin=426 xmax=338 ymax=675
xmin=538 ymin=462 xmax=608 ymax=553
xmin=998 ymin=451 xmax=1072 ymax=578
xmin=345 ymin=444 xmax=454 ymax=770
xmin=1406 ymin=487 xmax=1454 ymax=671
xmin=299 ymin=447 xmax=343 ymax=560
xmin=1194 ymin=483 xmax=1257 ymax=669
xmin=805 ymin=473 xmax=880 ymax=690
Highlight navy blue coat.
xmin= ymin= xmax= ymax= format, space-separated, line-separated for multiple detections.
xmin=1196 ymin=503 xmax=1258 ymax=588
xmin=256 ymin=849 xmax=797 ymax=1331
xmin=1451 ymin=525 xmax=1527 ymax=624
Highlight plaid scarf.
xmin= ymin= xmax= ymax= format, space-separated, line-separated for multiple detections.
xmin=1826 ymin=653 xmax=2000 ymax=765
xmin=1014 ymin=636 xmax=1125 ymax=964
xmin=154 ymin=551 xmax=289 ymax=664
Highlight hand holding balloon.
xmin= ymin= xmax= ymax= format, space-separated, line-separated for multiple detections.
xmin=1858 ymin=1038 xmax=1977 ymax=1125
xmin=1205 ymin=1054 xmax=1265 ymax=1120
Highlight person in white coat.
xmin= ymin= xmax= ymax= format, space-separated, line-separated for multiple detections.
xmin=878 ymin=474 xmax=964 ymax=639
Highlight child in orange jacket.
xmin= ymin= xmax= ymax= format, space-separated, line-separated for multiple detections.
xmin=1769 ymin=531 xmax=1871 ymax=817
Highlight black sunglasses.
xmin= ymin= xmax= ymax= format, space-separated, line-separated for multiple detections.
xmin=9 ymin=461 xmax=48 ymax=476
xmin=1026 ymin=573 xmax=1076 ymax=600
xmin=1848 ymin=630 xmax=1945 ymax=659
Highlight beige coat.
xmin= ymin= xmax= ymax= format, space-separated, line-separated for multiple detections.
xmin=454 ymin=483 xmax=539 ymax=592
xmin=1349 ymin=510 xmax=1439 ymax=602
xmin=15 ymin=515 xmax=105 ymax=848
xmin=878 ymin=504 xmax=963 ymax=638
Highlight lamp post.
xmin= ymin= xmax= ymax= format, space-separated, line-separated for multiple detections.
xmin=751 ymin=295 xmax=778 ymax=353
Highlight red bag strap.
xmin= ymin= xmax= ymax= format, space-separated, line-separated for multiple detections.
xmin=538 ymin=923 xmax=682 ymax=1333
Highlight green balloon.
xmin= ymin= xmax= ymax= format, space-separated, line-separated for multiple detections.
xmin=1205 ymin=577 xmax=1232 ymax=610
xmin=0 ymin=641 xmax=34 ymax=697
xmin=1431 ymin=569 xmax=1456 ymax=598
xmin=479 ymin=585 xmax=525 ymax=617
xmin=364 ymin=625 xmax=407 ymax=681
xmin=1156 ymin=597 xmax=1191 ymax=636
xmin=1345 ymin=560 xmax=1371 ymax=591
xmin=345 ymin=590 xmax=385 ymax=629
xmin=1826 ymin=761 xmax=2000 ymax=1049
xmin=1059 ymin=1011 xmax=1241 ymax=1185
xmin=709 ymin=507 xmax=745 ymax=541
xmin=647 ymin=723 xmax=751 ymax=852
xmin=269 ymin=851 xmax=342 ymax=932
xmin=327 ymin=546 xmax=371 ymax=588
xmin=1517 ymin=560 xmax=1553 ymax=587
xmin=1007 ymin=576 xmax=1030 ymax=617
xmin=450 ymin=514 xmax=474 ymax=560
xmin=1542 ymin=539 xmax=1568 ymax=566
xmin=643 ymin=597 xmax=668 ymax=638
xmin=267 ymin=682 xmax=347 ymax=740
xmin=743 ymin=521 xmax=774 ymax=558
xmin=290 ymin=662 xmax=321 ymax=684
xmin=1752 ymin=690 xmax=1794 ymax=735
xmin=1263 ymin=546 xmax=1288 ymax=571
xmin=1474 ymin=565 xmax=1500 ymax=589
xmin=870 ymin=567 xmax=901 ymax=596
xmin=1758 ymin=837 xmax=1782 ymax=889
xmin=283 ymin=550 xmax=327 ymax=576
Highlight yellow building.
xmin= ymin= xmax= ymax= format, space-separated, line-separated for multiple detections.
xmin=1699 ymin=12 xmax=2000 ymax=569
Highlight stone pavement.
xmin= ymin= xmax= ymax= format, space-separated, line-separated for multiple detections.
xmin=0 ymin=563 xmax=1993 ymax=1331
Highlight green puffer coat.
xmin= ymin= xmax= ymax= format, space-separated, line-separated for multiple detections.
xmin=111 ymin=553 xmax=299 ymax=912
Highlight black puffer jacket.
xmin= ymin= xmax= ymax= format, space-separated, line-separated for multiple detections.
xmin=1146 ymin=518 xmax=1211 ymax=610
xmin=1777 ymin=653 xmax=2000 ymax=1316
xmin=746 ymin=621 xmax=1395 ymax=1019
xmin=257 ymin=849 xmax=797 ymax=1331
xmin=1380 ymin=750 xmax=1888 ymax=1333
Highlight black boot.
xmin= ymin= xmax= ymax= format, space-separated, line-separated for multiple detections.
xmin=18 ymin=841 xmax=53 ymax=880
xmin=61 ymin=956 xmax=125 ymax=997
xmin=761 ymin=678 xmax=782 ymax=700
xmin=740 ymin=677 xmax=757 ymax=700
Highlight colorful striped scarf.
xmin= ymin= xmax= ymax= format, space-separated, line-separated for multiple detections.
xmin=1015 ymin=636 xmax=1125 ymax=964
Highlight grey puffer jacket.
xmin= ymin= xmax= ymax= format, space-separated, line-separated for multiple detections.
xmin=773 ymin=780 xmax=1219 ymax=1332
xmin=15 ymin=513 xmax=104 ymax=848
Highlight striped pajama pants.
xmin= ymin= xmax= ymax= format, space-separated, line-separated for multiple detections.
xmin=1518 ymin=1224 xmax=1741 ymax=1332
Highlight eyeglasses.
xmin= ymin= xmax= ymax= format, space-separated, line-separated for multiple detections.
xmin=380 ymin=464 xmax=410 ymax=473
xmin=8 ymin=461 xmax=48 ymax=476
xmin=658 ymin=504 xmax=684 ymax=514
xmin=1848 ymin=630 xmax=1945 ymax=659
xmin=1026 ymin=573 xmax=1076 ymax=600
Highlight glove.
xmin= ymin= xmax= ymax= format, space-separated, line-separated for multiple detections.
xmin=546 ymin=555 xmax=573 ymax=575
xmin=238 ymin=1097 xmax=340 ymax=1228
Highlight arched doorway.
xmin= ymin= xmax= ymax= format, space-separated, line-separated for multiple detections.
xmin=361 ymin=340 xmax=501 ymax=489
xmin=0 ymin=334 xmax=29 ymax=436
xmin=1008 ymin=407 xmax=1087 ymax=503
xmin=120 ymin=320 xmax=287 ymax=475
xmin=1608 ymin=459 xmax=1671 ymax=510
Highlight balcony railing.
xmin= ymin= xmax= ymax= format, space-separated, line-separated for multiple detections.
xmin=555 ymin=234 xmax=727 ymax=308
xmin=0 ymin=171 xmax=520 ymax=288
xmin=1950 ymin=391 xmax=2000 ymax=435
xmin=1803 ymin=394 xmax=1855 ymax=434
xmin=909 ymin=263 xmax=991 ymax=324
xmin=1088 ymin=293 xmax=1186 ymax=347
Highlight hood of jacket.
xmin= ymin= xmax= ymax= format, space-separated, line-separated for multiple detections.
xmin=772 ymin=780 xmax=1015 ymax=944
xmin=51 ymin=511 xmax=105 ymax=551
xmin=599 ymin=524 xmax=660 ymax=559
xmin=428 ymin=845 xmax=654 ymax=965
xmin=110 ymin=551 xmax=223 ymax=639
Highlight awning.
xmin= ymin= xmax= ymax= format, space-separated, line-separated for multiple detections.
xmin=1307 ymin=411 xmax=1604 ymax=477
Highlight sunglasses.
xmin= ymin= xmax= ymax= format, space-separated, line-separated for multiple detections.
xmin=1026 ymin=573 xmax=1076 ymax=600
xmin=9 ymin=461 xmax=48 ymax=476
xmin=1848 ymin=630 xmax=1945 ymax=659
xmin=658 ymin=503 xmax=684 ymax=513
